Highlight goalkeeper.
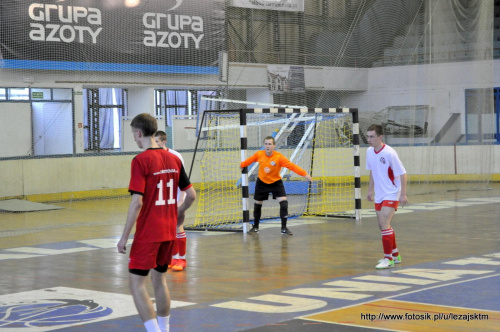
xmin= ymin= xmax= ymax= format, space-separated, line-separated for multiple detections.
xmin=240 ymin=136 xmax=312 ymax=235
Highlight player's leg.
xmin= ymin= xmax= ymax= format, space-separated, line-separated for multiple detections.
xmin=391 ymin=226 xmax=401 ymax=263
xmin=129 ymin=272 xmax=161 ymax=332
xmin=277 ymin=197 xmax=291 ymax=235
xmin=169 ymin=239 xmax=179 ymax=269
xmin=251 ymin=179 xmax=268 ymax=233
xmin=375 ymin=204 xmax=397 ymax=269
xmin=275 ymin=180 xmax=291 ymax=235
xmin=376 ymin=201 xmax=401 ymax=262
xmin=251 ymin=200 xmax=263 ymax=232
xmin=172 ymin=194 xmax=188 ymax=271
xmin=128 ymin=242 xmax=163 ymax=331
xmin=152 ymin=241 xmax=174 ymax=332
xmin=151 ymin=269 xmax=170 ymax=332
xmin=172 ymin=224 xmax=187 ymax=271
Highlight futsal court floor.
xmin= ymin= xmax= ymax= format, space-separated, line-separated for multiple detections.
xmin=0 ymin=184 xmax=499 ymax=331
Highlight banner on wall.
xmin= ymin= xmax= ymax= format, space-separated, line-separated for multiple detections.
xmin=229 ymin=0 xmax=304 ymax=12
xmin=0 ymin=0 xmax=225 ymax=74
xmin=267 ymin=65 xmax=305 ymax=94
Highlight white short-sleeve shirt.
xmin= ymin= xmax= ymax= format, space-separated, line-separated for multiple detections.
xmin=366 ymin=144 xmax=406 ymax=203
xmin=167 ymin=148 xmax=186 ymax=205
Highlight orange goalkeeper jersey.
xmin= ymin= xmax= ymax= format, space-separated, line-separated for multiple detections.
xmin=240 ymin=150 xmax=307 ymax=184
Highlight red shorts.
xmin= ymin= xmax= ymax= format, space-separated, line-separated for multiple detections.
xmin=374 ymin=200 xmax=399 ymax=211
xmin=129 ymin=241 xmax=174 ymax=271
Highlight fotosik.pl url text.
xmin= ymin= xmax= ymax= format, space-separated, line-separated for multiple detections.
xmin=360 ymin=312 xmax=489 ymax=322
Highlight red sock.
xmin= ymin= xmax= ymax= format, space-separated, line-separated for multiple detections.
xmin=176 ymin=232 xmax=187 ymax=260
xmin=391 ymin=227 xmax=399 ymax=257
xmin=171 ymin=238 xmax=179 ymax=261
xmin=381 ymin=228 xmax=394 ymax=260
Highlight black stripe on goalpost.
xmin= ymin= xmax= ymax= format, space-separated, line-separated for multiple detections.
xmin=239 ymin=107 xmax=361 ymax=222
xmin=351 ymin=110 xmax=362 ymax=221
xmin=240 ymin=109 xmax=250 ymax=232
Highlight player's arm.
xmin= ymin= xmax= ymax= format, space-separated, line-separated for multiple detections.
xmin=240 ymin=153 xmax=258 ymax=171
xmin=280 ymin=155 xmax=312 ymax=181
xmin=178 ymin=187 xmax=196 ymax=227
xmin=367 ymin=171 xmax=374 ymax=202
xmin=177 ymin=165 xmax=196 ymax=226
xmin=399 ymin=172 xmax=408 ymax=206
xmin=117 ymin=193 xmax=143 ymax=253
xmin=176 ymin=154 xmax=187 ymax=205
xmin=390 ymin=153 xmax=408 ymax=205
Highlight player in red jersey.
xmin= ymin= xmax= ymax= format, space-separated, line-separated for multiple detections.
xmin=240 ymin=136 xmax=312 ymax=235
xmin=366 ymin=124 xmax=408 ymax=270
xmin=117 ymin=113 xmax=196 ymax=332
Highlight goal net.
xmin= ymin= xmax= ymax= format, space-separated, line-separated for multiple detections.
xmin=187 ymin=108 xmax=360 ymax=231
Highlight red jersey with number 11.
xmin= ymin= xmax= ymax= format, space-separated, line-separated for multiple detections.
xmin=129 ymin=148 xmax=192 ymax=243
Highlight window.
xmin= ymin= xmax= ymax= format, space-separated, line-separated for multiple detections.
xmin=84 ymin=88 xmax=127 ymax=151
xmin=0 ymin=87 xmax=74 ymax=158
xmin=155 ymin=90 xmax=189 ymax=127
xmin=155 ymin=89 xmax=217 ymax=126
xmin=53 ymin=89 xmax=72 ymax=100
xmin=8 ymin=88 xmax=29 ymax=100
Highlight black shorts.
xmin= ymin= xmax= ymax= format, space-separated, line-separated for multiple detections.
xmin=254 ymin=178 xmax=286 ymax=201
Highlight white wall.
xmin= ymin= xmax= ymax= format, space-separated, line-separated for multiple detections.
xmin=74 ymin=85 xmax=85 ymax=154
xmin=359 ymin=61 xmax=494 ymax=138
xmin=246 ymin=88 xmax=273 ymax=107
xmin=0 ymin=68 xmax=222 ymax=90
xmin=0 ymin=103 xmax=32 ymax=158
xmin=228 ymin=60 xmax=497 ymax=140
xmin=127 ymin=87 xmax=155 ymax=117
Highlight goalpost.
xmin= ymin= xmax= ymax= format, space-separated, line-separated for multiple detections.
xmin=187 ymin=108 xmax=360 ymax=232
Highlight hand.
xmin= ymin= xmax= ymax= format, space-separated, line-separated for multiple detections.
xmin=399 ymin=194 xmax=408 ymax=206
xmin=305 ymin=174 xmax=313 ymax=182
xmin=367 ymin=191 xmax=374 ymax=202
xmin=117 ymin=237 xmax=128 ymax=254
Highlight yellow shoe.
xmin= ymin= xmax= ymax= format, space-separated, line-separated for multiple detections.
xmin=172 ymin=259 xmax=187 ymax=271
xmin=168 ymin=259 xmax=179 ymax=269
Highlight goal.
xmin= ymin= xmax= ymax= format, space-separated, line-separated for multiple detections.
xmin=187 ymin=108 xmax=360 ymax=231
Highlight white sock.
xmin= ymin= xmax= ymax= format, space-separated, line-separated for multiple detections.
xmin=158 ymin=315 xmax=170 ymax=332
xmin=144 ymin=318 xmax=161 ymax=332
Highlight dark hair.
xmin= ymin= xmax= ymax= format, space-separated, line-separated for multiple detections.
xmin=367 ymin=124 xmax=383 ymax=136
xmin=155 ymin=130 xmax=167 ymax=142
xmin=263 ymin=136 xmax=275 ymax=145
xmin=130 ymin=113 xmax=157 ymax=137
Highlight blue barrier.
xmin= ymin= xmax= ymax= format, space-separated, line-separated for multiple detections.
xmin=248 ymin=181 xmax=320 ymax=195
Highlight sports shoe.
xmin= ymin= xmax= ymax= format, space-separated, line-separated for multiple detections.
xmin=172 ymin=259 xmax=187 ymax=272
xmin=375 ymin=258 xmax=394 ymax=269
xmin=168 ymin=259 xmax=179 ymax=269
xmin=378 ymin=254 xmax=402 ymax=265
xmin=281 ymin=227 xmax=293 ymax=235
xmin=249 ymin=226 xmax=259 ymax=233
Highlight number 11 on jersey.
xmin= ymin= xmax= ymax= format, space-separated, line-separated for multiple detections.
xmin=156 ymin=179 xmax=176 ymax=205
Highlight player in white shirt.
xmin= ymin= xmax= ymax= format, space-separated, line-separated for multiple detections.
xmin=155 ymin=131 xmax=188 ymax=272
xmin=366 ymin=124 xmax=408 ymax=269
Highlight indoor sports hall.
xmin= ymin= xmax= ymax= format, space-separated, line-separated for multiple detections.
xmin=1 ymin=1 xmax=499 ymax=331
